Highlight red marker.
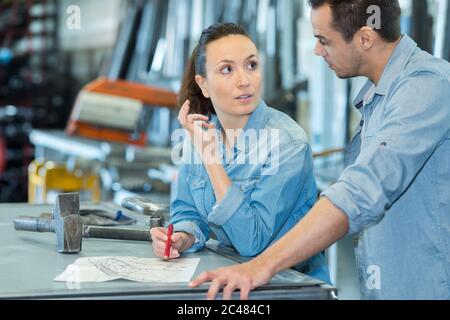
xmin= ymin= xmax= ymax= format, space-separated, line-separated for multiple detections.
xmin=163 ymin=224 xmax=174 ymax=261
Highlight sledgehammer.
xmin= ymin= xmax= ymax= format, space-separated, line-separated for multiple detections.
xmin=14 ymin=193 xmax=150 ymax=253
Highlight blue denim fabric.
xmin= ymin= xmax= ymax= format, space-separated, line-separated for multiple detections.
xmin=322 ymin=35 xmax=450 ymax=299
xmin=171 ymin=100 xmax=330 ymax=284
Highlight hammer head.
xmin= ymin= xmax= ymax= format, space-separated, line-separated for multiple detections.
xmin=52 ymin=193 xmax=82 ymax=253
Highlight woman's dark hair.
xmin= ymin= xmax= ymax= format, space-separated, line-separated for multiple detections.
xmin=178 ymin=23 xmax=251 ymax=115
xmin=309 ymin=0 xmax=401 ymax=43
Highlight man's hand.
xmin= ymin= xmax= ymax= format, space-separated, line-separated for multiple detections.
xmin=188 ymin=261 xmax=272 ymax=300
xmin=189 ymin=198 xmax=350 ymax=300
xmin=150 ymin=227 xmax=195 ymax=259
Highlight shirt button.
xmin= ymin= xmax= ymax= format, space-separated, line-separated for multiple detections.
xmin=380 ymin=142 xmax=387 ymax=147
xmin=360 ymin=120 xmax=364 ymax=127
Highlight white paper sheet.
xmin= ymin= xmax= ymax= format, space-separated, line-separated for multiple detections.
xmin=54 ymin=256 xmax=200 ymax=283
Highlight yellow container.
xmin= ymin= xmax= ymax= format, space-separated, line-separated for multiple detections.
xmin=28 ymin=159 xmax=101 ymax=204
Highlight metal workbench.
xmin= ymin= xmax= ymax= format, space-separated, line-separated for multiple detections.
xmin=0 ymin=203 xmax=337 ymax=300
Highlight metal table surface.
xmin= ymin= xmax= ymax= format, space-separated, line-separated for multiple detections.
xmin=0 ymin=203 xmax=337 ymax=300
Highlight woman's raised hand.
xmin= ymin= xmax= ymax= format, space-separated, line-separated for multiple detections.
xmin=178 ymin=100 xmax=219 ymax=164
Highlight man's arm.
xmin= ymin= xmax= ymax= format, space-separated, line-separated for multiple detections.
xmin=189 ymin=197 xmax=349 ymax=300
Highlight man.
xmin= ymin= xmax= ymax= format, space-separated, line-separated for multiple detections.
xmin=189 ymin=0 xmax=450 ymax=300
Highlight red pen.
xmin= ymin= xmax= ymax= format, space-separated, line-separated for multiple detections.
xmin=163 ymin=224 xmax=174 ymax=261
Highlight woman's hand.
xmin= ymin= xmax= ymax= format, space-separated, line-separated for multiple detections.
xmin=150 ymin=227 xmax=196 ymax=259
xmin=178 ymin=100 xmax=219 ymax=164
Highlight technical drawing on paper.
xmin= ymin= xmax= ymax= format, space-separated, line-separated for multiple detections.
xmin=54 ymin=257 xmax=200 ymax=283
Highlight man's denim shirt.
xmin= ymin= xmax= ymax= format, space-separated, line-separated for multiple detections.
xmin=322 ymin=35 xmax=450 ymax=299
xmin=171 ymin=101 xmax=330 ymax=284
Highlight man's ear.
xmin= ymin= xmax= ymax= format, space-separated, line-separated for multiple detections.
xmin=357 ymin=26 xmax=375 ymax=51
xmin=195 ymin=75 xmax=210 ymax=98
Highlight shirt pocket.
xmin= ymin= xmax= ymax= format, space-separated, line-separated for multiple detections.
xmin=360 ymin=135 xmax=397 ymax=205
xmin=186 ymin=172 xmax=208 ymax=215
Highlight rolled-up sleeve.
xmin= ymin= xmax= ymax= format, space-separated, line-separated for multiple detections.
xmin=206 ymin=184 xmax=246 ymax=226
xmin=208 ymin=141 xmax=316 ymax=257
xmin=323 ymin=74 xmax=450 ymax=235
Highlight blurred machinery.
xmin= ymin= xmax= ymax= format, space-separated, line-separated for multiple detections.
xmin=0 ymin=1 xmax=76 ymax=127
xmin=0 ymin=106 xmax=34 ymax=202
xmin=0 ymin=1 xmax=78 ymax=202
xmin=5 ymin=0 xmax=448 ymax=206
xmin=66 ymin=77 xmax=177 ymax=146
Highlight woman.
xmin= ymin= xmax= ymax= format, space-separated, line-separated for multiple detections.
xmin=150 ymin=23 xmax=330 ymax=283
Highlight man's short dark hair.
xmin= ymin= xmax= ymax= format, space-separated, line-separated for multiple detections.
xmin=309 ymin=0 xmax=401 ymax=42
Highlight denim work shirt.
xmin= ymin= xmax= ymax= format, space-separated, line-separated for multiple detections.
xmin=171 ymin=101 xmax=330 ymax=284
xmin=323 ymin=35 xmax=450 ymax=299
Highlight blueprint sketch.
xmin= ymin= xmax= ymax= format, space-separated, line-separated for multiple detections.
xmin=54 ymin=257 xmax=200 ymax=283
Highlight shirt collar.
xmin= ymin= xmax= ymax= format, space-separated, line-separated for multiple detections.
xmin=353 ymin=34 xmax=418 ymax=109
xmin=375 ymin=34 xmax=417 ymax=96
xmin=210 ymin=100 xmax=268 ymax=152
xmin=241 ymin=100 xmax=268 ymax=132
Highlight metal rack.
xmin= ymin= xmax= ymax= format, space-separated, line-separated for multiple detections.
xmin=107 ymin=0 xmax=305 ymax=122
xmin=0 ymin=1 xmax=80 ymax=202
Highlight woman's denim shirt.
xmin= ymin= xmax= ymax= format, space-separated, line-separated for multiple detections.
xmin=171 ymin=100 xmax=330 ymax=283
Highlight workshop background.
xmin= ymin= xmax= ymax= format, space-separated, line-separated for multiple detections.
xmin=1 ymin=0 xmax=449 ymax=299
